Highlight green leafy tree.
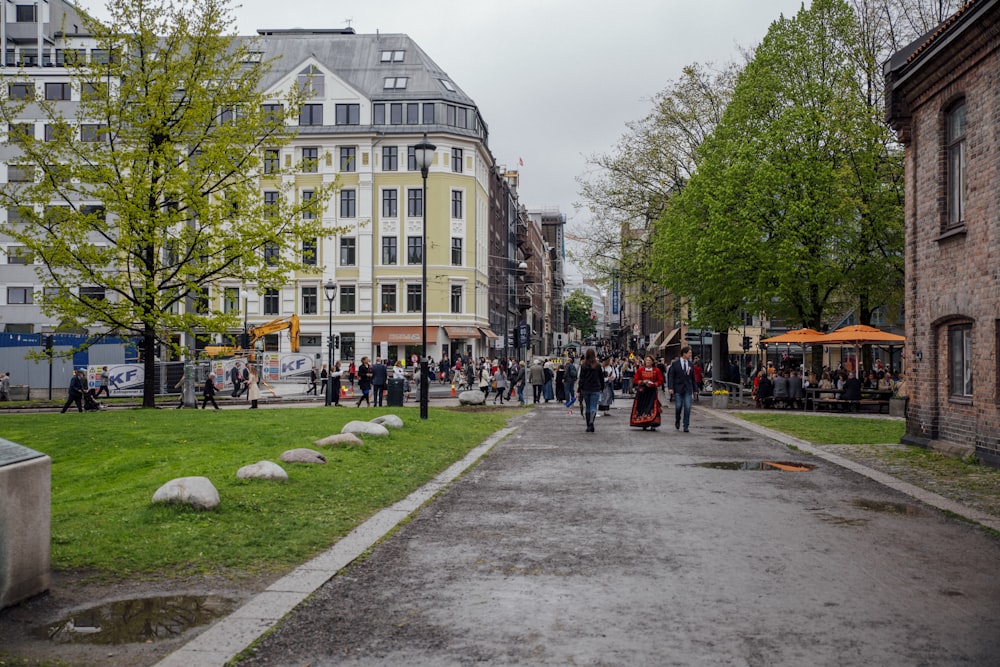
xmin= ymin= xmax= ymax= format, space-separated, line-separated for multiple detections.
xmin=0 ymin=0 xmax=338 ymax=406
xmin=564 ymin=289 xmax=596 ymax=340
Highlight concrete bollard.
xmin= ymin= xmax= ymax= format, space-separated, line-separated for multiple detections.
xmin=0 ymin=438 xmax=51 ymax=609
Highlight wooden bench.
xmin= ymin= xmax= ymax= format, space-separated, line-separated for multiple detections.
xmin=858 ymin=398 xmax=890 ymax=414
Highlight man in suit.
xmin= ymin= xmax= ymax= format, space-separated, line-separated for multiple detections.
xmin=230 ymin=362 xmax=243 ymax=398
xmin=667 ymin=346 xmax=697 ymax=432
xmin=371 ymin=358 xmax=388 ymax=406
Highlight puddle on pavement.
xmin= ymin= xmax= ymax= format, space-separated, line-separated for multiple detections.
xmin=712 ymin=436 xmax=753 ymax=442
xmin=852 ymin=498 xmax=925 ymax=516
xmin=693 ymin=461 xmax=816 ymax=472
xmin=37 ymin=595 xmax=237 ymax=645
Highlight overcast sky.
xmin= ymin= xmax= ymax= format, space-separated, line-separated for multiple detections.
xmin=86 ymin=0 xmax=808 ymax=248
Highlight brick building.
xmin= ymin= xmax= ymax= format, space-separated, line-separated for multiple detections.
xmin=886 ymin=0 xmax=1000 ymax=464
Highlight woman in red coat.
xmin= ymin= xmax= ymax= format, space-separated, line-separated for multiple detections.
xmin=630 ymin=355 xmax=664 ymax=430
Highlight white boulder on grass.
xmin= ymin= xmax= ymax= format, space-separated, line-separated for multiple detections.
xmin=236 ymin=461 xmax=289 ymax=481
xmin=371 ymin=414 xmax=404 ymax=429
xmin=152 ymin=476 xmax=220 ymax=511
xmin=280 ymin=449 xmax=327 ymax=464
xmin=342 ymin=420 xmax=390 ymax=437
xmin=458 ymin=390 xmax=486 ymax=406
xmin=314 ymin=433 xmax=364 ymax=447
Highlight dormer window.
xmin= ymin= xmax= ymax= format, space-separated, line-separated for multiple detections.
xmin=439 ymin=79 xmax=456 ymax=92
xmin=383 ymin=77 xmax=408 ymax=90
xmin=297 ymin=65 xmax=324 ymax=97
xmin=380 ymin=50 xmax=405 ymax=63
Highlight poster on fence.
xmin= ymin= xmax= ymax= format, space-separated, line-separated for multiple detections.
xmin=86 ymin=364 xmax=144 ymax=397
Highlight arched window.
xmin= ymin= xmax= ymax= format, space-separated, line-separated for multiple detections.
xmin=946 ymin=101 xmax=967 ymax=228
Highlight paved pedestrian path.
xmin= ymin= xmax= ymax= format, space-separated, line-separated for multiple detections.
xmin=157 ymin=401 xmax=1000 ymax=666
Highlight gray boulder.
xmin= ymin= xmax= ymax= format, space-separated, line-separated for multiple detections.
xmin=236 ymin=460 xmax=289 ymax=481
xmin=152 ymin=476 xmax=220 ymax=511
xmin=342 ymin=420 xmax=390 ymax=437
xmin=280 ymin=448 xmax=327 ymax=464
xmin=458 ymin=390 xmax=486 ymax=405
xmin=371 ymin=414 xmax=404 ymax=429
xmin=314 ymin=433 xmax=364 ymax=447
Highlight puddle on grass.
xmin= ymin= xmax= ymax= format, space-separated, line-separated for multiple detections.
xmin=693 ymin=461 xmax=816 ymax=472
xmin=37 ymin=595 xmax=237 ymax=645
xmin=852 ymin=498 xmax=925 ymax=516
xmin=712 ymin=436 xmax=753 ymax=442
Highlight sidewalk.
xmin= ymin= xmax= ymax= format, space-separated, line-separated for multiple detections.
xmin=156 ymin=400 xmax=1000 ymax=666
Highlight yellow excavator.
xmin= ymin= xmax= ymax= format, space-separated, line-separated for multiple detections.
xmin=244 ymin=314 xmax=300 ymax=361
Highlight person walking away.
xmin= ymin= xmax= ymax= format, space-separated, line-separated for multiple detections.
xmin=563 ymin=357 xmax=578 ymax=408
xmin=61 ymin=369 xmax=87 ymax=413
xmin=630 ymin=355 xmax=664 ymax=430
xmin=201 ymin=373 xmax=221 ymax=410
xmin=577 ymin=348 xmax=605 ymax=432
xmin=348 ymin=361 xmax=357 ymax=388
xmin=319 ymin=364 xmax=328 ymax=398
xmin=527 ymin=359 xmax=545 ymax=404
xmin=772 ymin=370 xmax=790 ymax=408
xmin=355 ymin=357 xmax=372 ymax=406
xmin=0 ymin=371 xmax=9 ymax=401
xmin=787 ymin=370 xmax=804 ymax=410
xmin=667 ymin=346 xmax=697 ymax=431
xmin=371 ymin=358 xmax=388 ymax=407
xmin=306 ymin=366 xmax=318 ymax=395
xmin=230 ymin=362 xmax=243 ymax=398
xmin=246 ymin=365 xmax=261 ymax=408
xmin=598 ymin=358 xmax=615 ymax=416
xmin=841 ymin=372 xmax=863 ymax=412
xmin=542 ymin=361 xmax=556 ymax=402
xmin=621 ymin=359 xmax=634 ymax=396
xmin=692 ymin=358 xmax=703 ymax=402
xmin=492 ymin=362 xmax=508 ymax=404
xmin=513 ymin=360 xmax=527 ymax=405
xmin=479 ymin=362 xmax=492 ymax=398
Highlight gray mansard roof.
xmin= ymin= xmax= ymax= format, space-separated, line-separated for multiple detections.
xmin=250 ymin=28 xmax=475 ymax=106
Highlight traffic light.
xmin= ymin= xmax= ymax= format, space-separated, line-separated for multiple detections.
xmin=742 ymin=336 xmax=751 ymax=351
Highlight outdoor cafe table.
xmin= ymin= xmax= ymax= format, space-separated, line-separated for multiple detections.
xmin=805 ymin=387 xmax=893 ymax=411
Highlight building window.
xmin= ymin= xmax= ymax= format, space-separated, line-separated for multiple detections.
xmin=439 ymin=79 xmax=456 ymax=92
xmin=407 ymin=146 xmax=417 ymax=171
xmin=263 ymin=149 xmax=279 ymax=174
xmin=44 ymin=123 xmax=70 ymax=142
xmin=339 ymin=147 xmax=356 ymax=172
xmin=451 ymin=237 xmax=462 ymax=265
xmin=373 ymin=104 xmax=385 ymax=125
xmin=390 ymin=103 xmax=403 ymax=125
xmin=340 ymin=237 xmax=356 ymax=265
xmin=451 ymin=190 xmax=463 ymax=219
xmin=264 ymin=191 xmax=279 ymax=217
xmin=383 ymin=77 xmax=408 ymax=89
xmin=341 ymin=332 xmax=355 ymax=361
xmin=383 ymin=146 xmax=398 ymax=171
xmin=9 ymin=123 xmax=33 ymax=144
xmin=450 ymin=285 xmax=462 ymax=313
xmin=301 ymin=189 xmax=316 ymax=220
xmin=949 ymin=324 xmax=973 ymax=398
xmin=80 ymin=124 xmax=107 ymax=142
xmin=382 ymin=189 xmax=398 ymax=218
xmin=9 ymin=83 xmax=33 ymax=100
xmin=8 ymin=165 xmax=33 ymax=182
xmin=4 ymin=244 xmax=29 ymax=265
xmin=407 ymin=236 xmax=422 ymax=264
xmin=301 ymin=146 xmax=318 ymax=173
xmin=297 ymin=65 xmax=324 ymax=97
xmin=302 ymin=286 xmax=318 ymax=315
xmin=339 ymin=286 xmax=356 ymax=313
xmin=299 ymin=104 xmax=323 ymax=126
xmin=80 ymin=82 xmax=107 ymax=101
xmin=382 ymin=236 xmax=397 ymax=265
xmin=381 ymin=284 xmax=396 ymax=312
xmin=407 ymin=103 xmax=419 ymax=124
xmin=407 ymin=188 xmax=423 ymax=217
xmin=946 ymin=101 xmax=967 ymax=228
xmin=264 ymin=242 xmax=279 ymax=266
xmin=422 ymin=102 xmax=435 ymax=125
xmin=335 ymin=103 xmax=359 ymax=125
xmin=379 ymin=50 xmax=405 ymax=63
xmin=80 ymin=286 xmax=106 ymax=302
xmin=406 ymin=284 xmax=422 ymax=312
xmin=302 ymin=238 xmax=317 ymax=265
xmin=452 ymin=147 xmax=463 ymax=173
xmin=262 ymin=103 xmax=283 ymax=123
xmin=223 ymin=287 xmax=240 ymax=313
xmin=15 ymin=5 xmax=36 ymax=22
xmin=340 ymin=189 xmax=356 ymax=218
xmin=45 ymin=82 xmax=71 ymax=101
xmin=7 ymin=286 xmax=32 ymax=304
xmin=263 ymin=289 xmax=279 ymax=315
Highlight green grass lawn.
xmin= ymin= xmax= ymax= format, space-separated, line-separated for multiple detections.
xmin=735 ymin=413 xmax=905 ymax=445
xmin=1 ymin=407 xmax=511 ymax=579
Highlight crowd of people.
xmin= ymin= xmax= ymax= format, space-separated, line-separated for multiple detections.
xmin=750 ymin=363 xmax=906 ymax=410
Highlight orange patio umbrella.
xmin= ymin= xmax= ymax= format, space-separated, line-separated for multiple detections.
xmin=820 ymin=325 xmax=905 ymax=345
xmin=760 ymin=328 xmax=826 ymax=344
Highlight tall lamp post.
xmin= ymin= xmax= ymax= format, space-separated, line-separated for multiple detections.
xmin=414 ymin=133 xmax=436 ymax=420
xmin=324 ymin=280 xmax=337 ymax=406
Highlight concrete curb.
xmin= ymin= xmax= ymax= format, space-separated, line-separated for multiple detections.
xmin=709 ymin=408 xmax=1000 ymax=532
xmin=153 ymin=425 xmax=517 ymax=667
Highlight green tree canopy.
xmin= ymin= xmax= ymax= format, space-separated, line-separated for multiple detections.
xmin=0 ymin=0 xmax=339 ymax=406
xmin=565 ymin=289 xmax=596 ymax=339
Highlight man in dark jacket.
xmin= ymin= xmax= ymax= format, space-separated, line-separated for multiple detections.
xmin=841 ymin=372 xmax=863 ymax=412
xmin=202 ymin=373 xmax=221 ymax=410
xmin=230 ymin=362 xmax=243 ymax=398
xmin=61 ymin=369 xmax=87 ymax=413
xmin=371 ymin=358 xmax=388 ymax=406
xmin=667 ymin=346 xmax=697 ymax=432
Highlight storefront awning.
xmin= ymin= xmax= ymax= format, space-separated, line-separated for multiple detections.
xmin=658 ymin=327 xmax=682 ymax=351
xmin=445 ymin=326 xmax=480 ymax=339
xmin=371 ymin=326 xmax=439 ymax=344
xmin=479 ymin=327 xmax=499 ymax=339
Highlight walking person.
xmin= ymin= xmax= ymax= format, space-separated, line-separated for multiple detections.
xmin=0 ymin=371 xmax=10 ymax=401
xmin=479 ymin=361 xmax=492 ymax=399
xmin=319 ymin=364 xmax=329 ymax=398
xmin=306 ymin=366 xmax=318 ymax=395
xmin=201 ymin=373 xmax=221 ymax=410
xmin=246 ymin=365 xmax=261 ymax=409
xmin=492 ymin=362 xmax=508 ymax=404
xmin=576 ymin=348 xmax=605 ymax=433
xmin=371 ymin=358 xmax=388 ymax=407
xmin=230 ymin=362 xmax=243 ymax=398
xmin=355 ymin=356 xmax=372 ymax=407
xmin=667 ymin=346 xmax=697 ymax=431
xmin=527 ymin=359 xmax=545 ymax=404
xmin=60 ymin=369 xmax=87 ymax=413
xmin=94 ymin=366 xmax=116 ymax=398
xmin=513 ymin=360 xmax=527 ymax=405
xmin=630 ymin=355 xmax=665 ymax=430
xmin=563 ymin=356 xmax=578 ymax=409
xmin=598 ymin=357 xmax=615 ymax=417
xmin=330 ymin=361 xmax=343 ymax=406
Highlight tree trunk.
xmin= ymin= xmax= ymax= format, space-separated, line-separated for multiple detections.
xmin=142 ymin=326 xmax=157 ymax=408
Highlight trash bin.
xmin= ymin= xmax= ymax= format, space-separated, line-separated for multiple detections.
xmin=386 ymin=377 xmax=404 ymax=407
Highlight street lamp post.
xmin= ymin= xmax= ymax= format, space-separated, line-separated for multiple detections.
xmin=414 ymin=133 xmax=436 ymax=420
xmin=324 ymin=280 xmax=337 ymax=406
